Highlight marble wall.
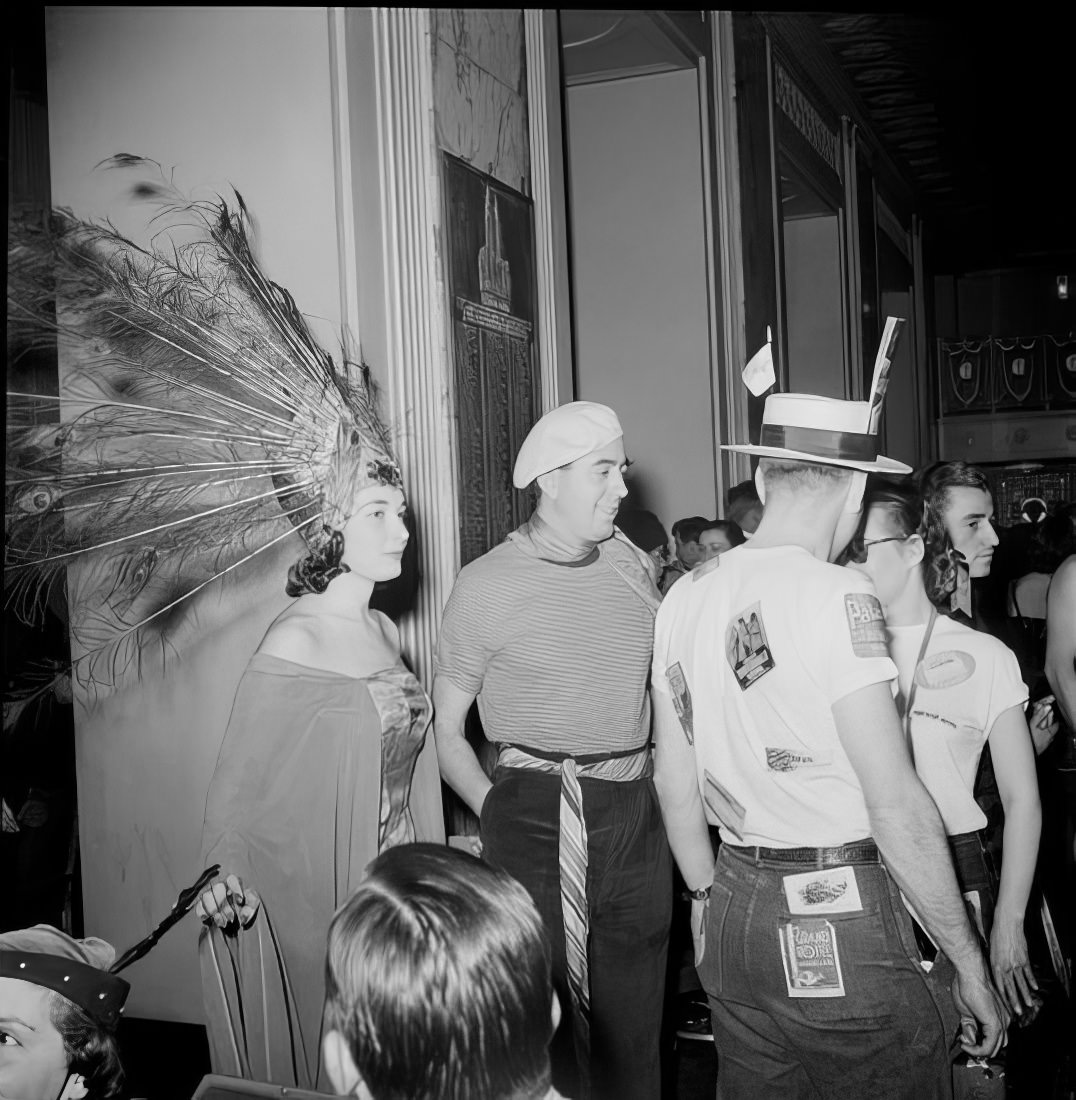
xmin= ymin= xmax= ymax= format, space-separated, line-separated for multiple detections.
xmin=432 ymin=9 xmax=530 ymax=195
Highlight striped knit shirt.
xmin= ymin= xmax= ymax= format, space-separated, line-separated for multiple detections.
xmin=436 ymin=538 xmax=655 ymax=756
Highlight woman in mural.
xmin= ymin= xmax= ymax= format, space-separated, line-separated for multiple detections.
xmin=5 ymin=157 xmax=443 ymax=1089
xmin=842 ymin=478 xmax=1043 ymax=1022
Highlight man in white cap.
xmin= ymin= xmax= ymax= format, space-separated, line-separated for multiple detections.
xmin=651 ymin=391 xmax=1007 ymax=1098
xmin=434 ymin=401 xmax=671 ymax=1100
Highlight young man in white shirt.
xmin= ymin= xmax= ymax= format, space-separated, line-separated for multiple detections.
xmin=652 ymin=392 xmax=1007 ymax=1098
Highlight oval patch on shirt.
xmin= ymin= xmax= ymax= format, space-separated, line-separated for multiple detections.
xmin=914 ymin=649 xmax=976 ymax=689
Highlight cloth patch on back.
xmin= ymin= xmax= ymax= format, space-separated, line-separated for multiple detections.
xmin=782 ymin=866 xmax=863 ymax=915
xmin=914 ymin=650 xmax=976 ymax=689
xmin=843 ymin=593 xmax=888 ymax=658
xmin=725 ymin=601 xmax=775 ymax=690
xmin=765 ymin=747 xmax=829 ymax=772
xmin=703 ymin=769 xmax=746 ymax=840
xmin=666 ymin=661 xmax=695 ymax=743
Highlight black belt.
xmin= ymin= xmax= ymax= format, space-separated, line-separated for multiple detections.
xmin=729 ymin=839 xmax=880 ymax=867
xmin=501 ymin=740 xmax=650 ymax=766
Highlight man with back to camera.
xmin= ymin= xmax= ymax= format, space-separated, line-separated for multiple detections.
xmin=321 ymin=843 xmax=566 ymax=1100
xmin=433 ymin=401 xmax=671 ymax=1100
xmin=652 ymin=390 xmax=1007 ymax=1098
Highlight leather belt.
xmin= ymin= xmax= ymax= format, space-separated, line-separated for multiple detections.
xmin=730 ymin=839 xmax=880 ymax=867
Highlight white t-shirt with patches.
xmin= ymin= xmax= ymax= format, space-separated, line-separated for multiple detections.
xmin=888 ymin=615 xmax=1028 ymax=835
xmin=652 ymin=544 xmax=897 ymax=848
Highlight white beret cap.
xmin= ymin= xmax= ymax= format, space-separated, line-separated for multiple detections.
xmin=512 ymin=401 xmax=624 ymax=489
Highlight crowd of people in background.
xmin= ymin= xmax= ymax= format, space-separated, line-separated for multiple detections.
xmin=4 ymin=433 xmax=1069 ymax=1095
xmin=617 ymin=480 xmax=761 ymax=599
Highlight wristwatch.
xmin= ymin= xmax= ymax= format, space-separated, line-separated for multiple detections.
xmin=682 ymin=884 xmax=711 ymax=901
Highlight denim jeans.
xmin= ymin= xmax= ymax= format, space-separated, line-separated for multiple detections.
xmin=699 ymin=843 xmax=960 ymax=1099
xmin=948 ymin=830 xmax=998 ymax=943
xmin=481 ymin=767 xmax=672 ymax=1100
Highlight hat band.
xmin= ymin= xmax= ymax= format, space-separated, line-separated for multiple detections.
xmin=759 ymin=424 xmax=878 ymax=462
xmin=0 ymin=951 xmax=129 ymax=1030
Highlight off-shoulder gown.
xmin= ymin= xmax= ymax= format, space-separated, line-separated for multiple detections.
xmin=198 ymin=653 xmax=444 ymax=1089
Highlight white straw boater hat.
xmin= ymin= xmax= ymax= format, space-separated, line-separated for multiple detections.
xmin=723 ymin=319 xmax=912 ymax=474
xmin=722 ymin=393 xmax=911 ymax=474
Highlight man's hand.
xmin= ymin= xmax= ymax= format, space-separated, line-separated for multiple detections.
xmin=196 ymin=873 xmax=261 ymax=930
xmin=951 ymin=962 xmax=1009 ymax=1058
xmin=990 ymin=915 xmax=1040 ymax=1019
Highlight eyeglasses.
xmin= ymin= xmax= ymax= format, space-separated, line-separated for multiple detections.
xmin=843 ymin=534 xmax=908 ymax=565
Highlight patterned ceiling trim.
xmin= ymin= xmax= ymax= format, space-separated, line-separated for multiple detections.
xmin=811 ymin=13 xmax=953 ymax=200
xmin=773 ymin=61 xmax=842 ymax=180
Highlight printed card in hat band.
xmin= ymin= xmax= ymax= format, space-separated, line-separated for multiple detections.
xmin=742 ymin=326 xmax=776 ymax=397
xmin=867 ymin=316 xmax=906 ymax=434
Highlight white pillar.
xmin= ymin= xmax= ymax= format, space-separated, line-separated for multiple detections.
xmin=367 ymin=8 xmax=458 ymax=685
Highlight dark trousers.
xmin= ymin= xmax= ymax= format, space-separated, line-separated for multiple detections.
xmin=948 ymin=830 xmax=998 ymax=943
xmin=481 ymin=767 xmax=673 ymax=1100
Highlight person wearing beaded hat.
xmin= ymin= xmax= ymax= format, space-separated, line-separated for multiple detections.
xmin=0 ymin=925 xmax=128 ymax=1100
xmin=434 ymin=401 xmax=672 ymax=1100
xmin=6 ymin=158 xmax=444 ymax=1091
xmin=651 ymin=330 xmax=1008 ymax=1099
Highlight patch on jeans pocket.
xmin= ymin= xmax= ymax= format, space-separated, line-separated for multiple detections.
xmin=779 ymin=918 xmax=846 ymax=998
xmin=782 ymin=866 xmax=863 ymax=915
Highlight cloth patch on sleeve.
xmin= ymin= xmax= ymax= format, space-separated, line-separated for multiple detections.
xmin=666 ymin=661 xmax=694 ymax=744
xmin=843 ymin=593 xmax=889 ymax=658
xmin=915 ymin=650 xmax=976 ymax=689
xmin=782 ymin=866 xmax=863 ymax=915
xmin=779 ymin=918 xmax=846 ymax=998
xmin=703 ymin=769 xmax=746 ymax=840
xmin=725 ymin=602 xmax=776 ymax=690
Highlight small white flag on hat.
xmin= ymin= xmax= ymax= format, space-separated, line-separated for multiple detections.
xmin=867 ymin=316 xmax=906 ymax=434
xmin=742 ymin=327 xmax=776 ymax=397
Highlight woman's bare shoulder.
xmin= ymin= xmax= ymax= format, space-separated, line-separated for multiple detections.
xmin=256 ymin=606 xmax=322 ymax=663
xmin=371 ymin=609 xmax=402 ymax=650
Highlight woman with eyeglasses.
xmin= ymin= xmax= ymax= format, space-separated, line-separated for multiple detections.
xmin=842 ymin=477 xmax=1043 ymax=1023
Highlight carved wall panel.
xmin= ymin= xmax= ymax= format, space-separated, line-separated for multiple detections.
xmin=442 ymin=154 xmax=540 ymax=566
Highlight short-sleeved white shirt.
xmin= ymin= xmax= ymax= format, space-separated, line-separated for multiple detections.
xmin=652 ymin=545 xmax=897 ymax=848
xmin=888 ymin=615 xmax=1028 ymax=835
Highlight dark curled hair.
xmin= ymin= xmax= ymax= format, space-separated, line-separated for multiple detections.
xmin=286 ymin=525 xmax=350 ymax=597
xmin=671 ymin=516 xmax=711 ymax=544
xmin=49 ymin=993 xmax=125 ymax=1100
xmin=700 ymin=518 xmax=746 ymax=548
xmin=864 ymin=477 xmax=956 ymax=606
xmin=325 ymin=844 xmax=554 ymax=1100
xmin=1026 ymin=512 xmax=1076 ymax=574
xmin=917 ymin=460 xmax=991 ymax=538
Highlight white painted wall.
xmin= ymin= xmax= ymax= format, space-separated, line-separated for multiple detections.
xmin=46 ymin=5 xmax=343 ymax=1024
xmin=565 ymin=70 xmax=718 ymax=530
xmin=782 ymin=214 xmax=845 ymax=397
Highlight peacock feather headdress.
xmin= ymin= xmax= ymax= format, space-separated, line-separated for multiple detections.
xmin=6 ymin=155 xmax=402 ymax=699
